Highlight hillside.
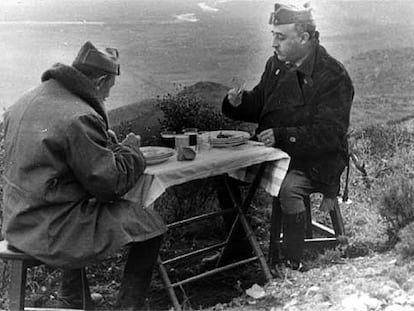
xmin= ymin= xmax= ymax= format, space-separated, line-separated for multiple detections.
xmin=345 ymin=47 xmax=414 ymax=129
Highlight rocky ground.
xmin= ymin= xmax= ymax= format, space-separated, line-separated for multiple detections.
xmin=204 ymin=251 xmax=414 ymax=311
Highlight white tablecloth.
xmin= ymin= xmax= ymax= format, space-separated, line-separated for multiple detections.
xmin=124 ymin=141 xmax=290 ymax=208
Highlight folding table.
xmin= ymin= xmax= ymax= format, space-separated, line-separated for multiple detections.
xmin=124 ymin=141 xmax=290 ymax=310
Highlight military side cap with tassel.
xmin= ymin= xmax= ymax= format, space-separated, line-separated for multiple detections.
xmin=72 ymin=41 xmax=120 ymax=75
xmin=269 ymin=2 xmax=314 ymax=25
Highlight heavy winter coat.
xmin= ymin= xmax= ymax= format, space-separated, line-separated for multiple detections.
xmin=2 ymin=64 xmax=166 ymax=268
xmin=223 ymin=42 xmax=354 ymax=196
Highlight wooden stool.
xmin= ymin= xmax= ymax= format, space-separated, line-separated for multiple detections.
xmin=0 ymin=240 xmax=88 ymax=311
xmin=268 ymin=194 xmax=346 ymax=265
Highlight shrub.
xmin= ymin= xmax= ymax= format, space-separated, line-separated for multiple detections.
xmin=395 ymin=222 xmax=414 ymax=260
xmin=156 ymin=93 xmax=240 ymax=132
xmin=378 ymin=177 xmax=414 ymax=246
xmin=356 ymin=124 xmax=413 ymax=159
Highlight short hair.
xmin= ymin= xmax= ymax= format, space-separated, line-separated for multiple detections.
xmin=294 ymin=23 xmax=319 ymax=40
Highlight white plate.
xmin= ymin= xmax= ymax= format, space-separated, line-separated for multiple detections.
xmin=200 ymin=130 xmax=250 ymax=147
xmin=140 ymin=146 xmax=175 ymax=161
xmin=201 ymin=130 xmax=250 ymax=140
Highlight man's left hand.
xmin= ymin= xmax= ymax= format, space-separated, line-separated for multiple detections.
xmin=257 ymin=129 xmax=275 ymax=147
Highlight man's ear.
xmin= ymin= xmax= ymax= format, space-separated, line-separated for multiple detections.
xmin=95 ymin=75 xmax=108 ymax=90
xmin=300 ymin=32 xmax=310 ymax=44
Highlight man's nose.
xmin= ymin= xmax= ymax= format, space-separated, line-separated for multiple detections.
xmin=272 ymin=37 xmax=279 ymax=48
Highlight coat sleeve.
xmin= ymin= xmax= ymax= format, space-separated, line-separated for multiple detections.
xmin=65 ymin=114 xmax=146 ymax=202
xmin=222 ymin=57 xmax=274 ymax=122
xmin=273 ymin=70 xmax=354 ymax=157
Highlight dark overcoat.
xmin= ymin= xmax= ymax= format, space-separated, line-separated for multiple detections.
xmin=2 ymin=64 xmax=166 ymax=268
xmin=223 ymin=42 xmax=354 ymax=195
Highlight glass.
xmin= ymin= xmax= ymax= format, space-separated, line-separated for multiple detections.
xmin=174 ymin=134 xmax=189 ymax=150
xmin=160 ymin=131 xmax=176 ymax=149
xmin=183 ymin=128 xmax=198 ymax=147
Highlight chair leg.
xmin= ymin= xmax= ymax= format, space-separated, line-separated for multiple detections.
xmin=304 ymin=196 xmax=313 ymax=239
xmin=80 ymin=267 xmax=89 ymax=310
xmin=269 ymin=198 xmax=282 ymax=265
xmin=329 ymin=198 xmax=345 ymax=236
xmin=9 ymin=260 xmax=26 ymax=311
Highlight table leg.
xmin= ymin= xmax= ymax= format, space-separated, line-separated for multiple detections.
xmin=269 ymin=197 xmax=282 ymax=266
xmin=221 ymin=163 xmax=273 ymax=282
xmin=157 ymin=257 xmax=182 ymax=311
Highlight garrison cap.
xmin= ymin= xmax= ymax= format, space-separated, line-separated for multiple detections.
xmin=269 ymin=2 xmax=314 ymax=26
xmin=72 ymin=41 xmax=120 ymax=75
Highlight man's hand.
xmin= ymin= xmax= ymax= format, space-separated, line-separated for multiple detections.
xmin=227 ymin=88 xmax=243 ymax=107
xmin=107 ymin=129 xmax=119 ymax=144
xmin=257 ymin=129 xmax=275 ymax=147
xmin=122 ymin=132 xmax=141 ymax=148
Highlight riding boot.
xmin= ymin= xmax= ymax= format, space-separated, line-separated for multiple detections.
xmin=282 ymin=211 xmax=306 ymax=271
xmin=59 ymin=268 xmax=93 ymax=309
xmin=115 ymin=236 xmax=163 ymax=311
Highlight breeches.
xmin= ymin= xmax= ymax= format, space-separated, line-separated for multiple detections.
xmin=278 ymin=169 xmax=320 ymax=214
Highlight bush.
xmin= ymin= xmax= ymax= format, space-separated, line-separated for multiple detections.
xmin=156 ymin=93 xmax=240 ymax=132
xmin=378 ymin=177 xmax=414 ymax=246
xmin=396 ymin=222 xmax=414 ymax=260
xmin=356 ymin=124 xmax=413 ymax=159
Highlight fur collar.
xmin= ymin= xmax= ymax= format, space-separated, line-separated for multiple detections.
xmin=41 ymin=63 xmax=108 ymax=127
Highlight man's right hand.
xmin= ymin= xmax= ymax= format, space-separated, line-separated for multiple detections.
xmin=227 ymin=88 xmax=243 ymax=107
xmin=122 ymin=132 xmax=141 ymax=148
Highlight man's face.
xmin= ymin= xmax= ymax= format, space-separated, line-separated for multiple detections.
xmin=271 ymin=24 xmax=306 ymax=63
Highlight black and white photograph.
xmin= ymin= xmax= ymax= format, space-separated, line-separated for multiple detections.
xmin=0 ymin=0 xmax=413 ymax=310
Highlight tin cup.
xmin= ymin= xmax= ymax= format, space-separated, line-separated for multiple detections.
xmin=183 ymin=128 xmax=198 ymax=150
xmin=174 ymin=134 xmax=189 ymax=151
xmin=160 ymin=131 xmax=176 ymax=149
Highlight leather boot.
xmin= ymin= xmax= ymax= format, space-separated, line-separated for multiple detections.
xmin=59 ymin=268 xmax=93 ymax=309
xmin=115 ymin=236 xmax=163 ymax=311
xmin=282 ymin=211 xmax=306 ymax=271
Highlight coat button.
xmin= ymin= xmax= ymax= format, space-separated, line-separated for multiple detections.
xmin=289 ymin=137 xmax=296 ymax=143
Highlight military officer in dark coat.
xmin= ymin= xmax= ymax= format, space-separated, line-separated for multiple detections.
xmin=220 ymin=2 xmax=354 ymax=270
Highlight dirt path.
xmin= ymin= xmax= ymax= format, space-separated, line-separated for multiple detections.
xmin=203 ymin=251 xmax=414 ymax=311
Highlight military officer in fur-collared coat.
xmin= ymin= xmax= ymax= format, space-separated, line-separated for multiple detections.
xmin=220 ymin=2 xmax=354 ymax=271
xmin=2 ymin=41 xmax=166 ymax=310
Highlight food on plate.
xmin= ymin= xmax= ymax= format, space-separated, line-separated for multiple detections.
xmin=217 ymin=131 xmax=233 ymax=139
